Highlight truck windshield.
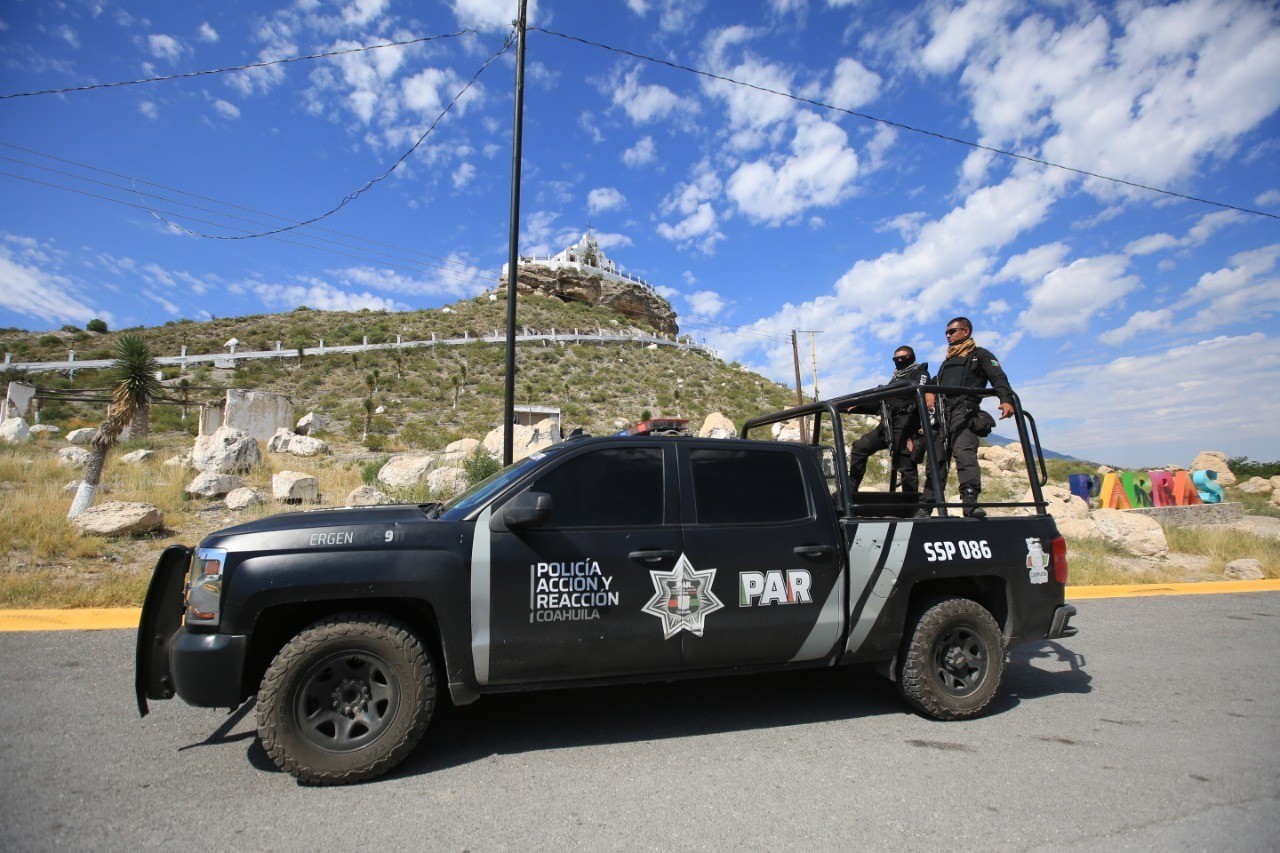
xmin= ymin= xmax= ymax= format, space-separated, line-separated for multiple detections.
xmin=438 ymin=448 xmax=563 ymax=520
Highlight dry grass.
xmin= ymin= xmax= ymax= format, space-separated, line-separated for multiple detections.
xmin=1164 ymin=525 xmax=1280 ymax=578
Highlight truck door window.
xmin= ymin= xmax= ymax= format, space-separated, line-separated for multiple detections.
xmin=531 ymin=447 xmax=664 ymax=527
xmin=690 ymin=448 xmax=810 ymax=525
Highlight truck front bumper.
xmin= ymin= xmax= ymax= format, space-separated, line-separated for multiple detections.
xmin=1048 ymin=604 xmax=1078 ymax=639
xmin=170 ymin=628 xmax=250 ymax=708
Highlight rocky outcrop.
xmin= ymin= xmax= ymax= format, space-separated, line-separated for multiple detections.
xmin=483 ymin=420 xmax=556 ymax=462
xmin=502 ymin=264 xmax=679 ymax=336
xmin=1237 ymin=477 xmax=1273 ymax=495
xmin=70 ymin=501 xmax=163 ymax=536
xmin=267 ymin=428 xmax=330 ymax=457
xmin=193 ymin=427 xmax=261 ymax=473
xmin=699 ymin=412 xmax=737 ymax=439
xmin=1190 ymin=451 xmax=1236 ymax=486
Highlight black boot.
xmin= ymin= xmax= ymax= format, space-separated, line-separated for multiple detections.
xmin=961 ymin=486 xmax=986 ymax=519
xmin=913 ymin=507 xmax=932 ymax=518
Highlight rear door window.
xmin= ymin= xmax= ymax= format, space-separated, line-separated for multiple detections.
xmin=689 ymin=447 xmax=810 ymax=525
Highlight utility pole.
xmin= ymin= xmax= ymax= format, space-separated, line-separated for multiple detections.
xmin=502 ymin=0 xmax=528 ymax=467
xmin=790 ymin=330 xmax=808 ymax=443
xmin=799 ymin=330 xmax=824 ymax=401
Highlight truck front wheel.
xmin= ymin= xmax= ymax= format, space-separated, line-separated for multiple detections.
xmin=257 ymin=613 xmax=435 ymax=785
xmin=897 ymin=597 xmax=1004 ymax=720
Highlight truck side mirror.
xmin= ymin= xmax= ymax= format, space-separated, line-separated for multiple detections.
xmin=499 ymin=491 xmax=552 ymax=529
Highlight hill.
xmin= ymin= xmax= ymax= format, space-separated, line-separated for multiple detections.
xmin=1 ymin=293 xmax=797 ymax=449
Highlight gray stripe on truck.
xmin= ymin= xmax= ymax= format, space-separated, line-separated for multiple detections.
xmin=790 ymin=567 xmax=846 ymax=662
xmin=845 ymin=521 xmax=913 ymax=655
xmin=470 ymin=505 xmax=492 ymax=685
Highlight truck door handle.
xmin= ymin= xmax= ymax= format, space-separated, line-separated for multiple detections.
xmin=629 ymin=549 xmax=676 ymax=563
xmin=794 ymin=544 xmax=835 ymax=557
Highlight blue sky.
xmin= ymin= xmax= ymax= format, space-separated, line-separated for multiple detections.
xmin=2 ymin=0 xmax=1278 ymax=467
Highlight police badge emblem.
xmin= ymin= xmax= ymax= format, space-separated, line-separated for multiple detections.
xmin=643 ymin=553 xmax=724 ymax=639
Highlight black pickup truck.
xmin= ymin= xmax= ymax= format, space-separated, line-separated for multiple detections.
xmin=137 ymin=385 xmax=1077 ymax=784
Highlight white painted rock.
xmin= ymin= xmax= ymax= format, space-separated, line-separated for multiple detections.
xmin=225 ymin=487 xmax=264 ymax=510
xmin=699 ymin=412 xmax=737 ymax=439
xmin=70 ymin=501 xmax=163 ymax=536
xmin=273 ymin=470 xmax=319 ymax=503
xmin=65 ymin=427 xmax=96 ymax=445
xmin=377 ymin=455 xmax=436 ymax=490
xmin=184 ymin=471 xmax=244 ymax=498
xmin=192 ymin=426 xmax=261 ymax=473
xmin=346 ymin=485 xmax=391 ymax=506
xmin=0 ymin=417 xmax=31 ymax=442
xmin=1092 ymin=509 xmax=1169 ymax=557
xmin=1223 ymin=559 xmax=1265 ymax=581
xmin=58 ymin=447 xmax=93 ymax=467
xmin=120 ymin=449 xmax=154 ymax=464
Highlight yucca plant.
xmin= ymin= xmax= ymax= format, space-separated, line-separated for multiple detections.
xmin=67 ymin=335 xmax=162 ymax=518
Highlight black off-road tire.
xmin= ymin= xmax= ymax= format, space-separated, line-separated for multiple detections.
xmin=897 ymin=597 xmax=1004 ymax=720
xmin=256 ymin=613 xmax=435 ymax=785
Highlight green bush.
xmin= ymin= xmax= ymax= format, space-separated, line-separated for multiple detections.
xmin=463 ymin=446 xmax=501 ymax=486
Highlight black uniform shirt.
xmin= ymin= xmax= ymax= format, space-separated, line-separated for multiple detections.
xmin=933 ymin=347 xmax=1013 ymax=411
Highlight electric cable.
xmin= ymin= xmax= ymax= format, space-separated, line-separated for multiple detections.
xmin=530 ymin=25 xmax=1278 ymax=222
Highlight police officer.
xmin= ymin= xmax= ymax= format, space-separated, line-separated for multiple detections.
xmin=848 ymin=345 xmax=929 ymax=493
xmin=916 ymin=317 xmax=1014 ymax=518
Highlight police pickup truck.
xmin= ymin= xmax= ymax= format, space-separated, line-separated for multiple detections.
xmin=137 ymin=384 xmax=1077 ymax=785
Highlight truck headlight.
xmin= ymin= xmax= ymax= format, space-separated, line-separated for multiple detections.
xmin=185 ymin=547 xmax=227 ymax=626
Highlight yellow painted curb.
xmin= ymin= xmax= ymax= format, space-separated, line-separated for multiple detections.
xmin=0 ymin=608 xmax=141 ymax=632
xmin=1068 ymin=579 xmax=1280 ymax=599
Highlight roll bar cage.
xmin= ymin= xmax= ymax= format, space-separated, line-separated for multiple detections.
xmin=742 ymin=384 xmax=1050 ymax=518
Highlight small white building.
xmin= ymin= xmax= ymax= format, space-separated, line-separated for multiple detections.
xmin=502 ymin=230 xmax=652 ymax=290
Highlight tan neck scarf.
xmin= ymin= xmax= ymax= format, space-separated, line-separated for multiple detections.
xmin=947 ymin=337 xmax=976 ymax=360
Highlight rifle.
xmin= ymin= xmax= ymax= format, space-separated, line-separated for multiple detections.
xmin=880 ymin=400 xmax=897 ymax=491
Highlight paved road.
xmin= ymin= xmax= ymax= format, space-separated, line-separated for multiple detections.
xmin=2 ymin=594 xmax=1277 ymax=851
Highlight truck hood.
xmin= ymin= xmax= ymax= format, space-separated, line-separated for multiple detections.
xmin=198 ymin=503 xmax=456 ymax=555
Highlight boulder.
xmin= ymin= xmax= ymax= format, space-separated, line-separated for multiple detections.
xmin=1273 ymin=491 xmax=1280 ymax=508
xmin=1190 ymin=451 xmax=1236 ymax=486
xmin=267 ymin=428 xmax=329 ymax=457
xmin=378 ymin=455 xmax=436 ymax=490
xmin=29 ymin=424 xmax=61 ymax=436
xmin=295 ymin=412 xmax=326 ymax=435
xmin=70 ymin=501 xmax=163 ymax=536
xmin=224 ymin=487 xmax=264 ymax=511
xmin=58 ymin=447 xmax=92 ymax=467
xmin=192 ymin=427 xmax=261 ymax=473
xmin=65 ymin=427 xmax=96 ymax=445
xmin=1023 ymin=485 xmax=1090 ymax=520
xmin=483 ymin=422 xmax=554 ymax=462
xmin=978 ymin=459 xmax=1003 ymax=477
xmin=699 ymin=412 xmax=737 ymax=439
xmin=1096 ymin=465 xmax=1115 ymax=475
xmin=346 ymin=485 xmax=392 ymax=506
xmin=1091 ymin=508 xmax=1169 ymax=557
xmin=273 ymin=470 xmax=319 ymax=503
xmin=771 ymin=420 xmax=802 ymax=442
xmin=0 ymin=417 xmax=31 ymax=443
xmin=120 ymin=449 xmax=154 ymax=464
xmin=428 ymin=466 xmax=468 ymax=497
xmin=1054 ymin=517 xmax=1102 ymax=540
xmin=446 ymin=437 xmax=481 ymax=457
xmin=185 ymin=471 xmax=244 ymax=498
xmin=1237 ymin=477 xmax=1273 ymax=495
xmin=1271 ymin=475 xmax=1280 ymax=491
xmin=164 ymin=453 xmax=193 ymax=469
xmin=1223 ymin=559 xmax=1265 ymax=581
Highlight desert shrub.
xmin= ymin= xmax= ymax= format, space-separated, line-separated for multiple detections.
xmin=463 ymin=446 xmax=501 ymax=486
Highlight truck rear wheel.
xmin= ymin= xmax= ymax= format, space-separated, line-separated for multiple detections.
xmin=257 ymin=613 xmax=435 ymax=785
xmin=897 ymin=597 xmax=1004 ymax=720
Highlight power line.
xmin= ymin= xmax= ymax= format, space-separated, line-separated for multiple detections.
xmin=531 ymin=25 xmax=1279 ymax=222
xmin=0 ymin=142 xmax=500 ymax=278
xmin=0 ymin=31 xmax=477 ymax=100
xmin=138 ymin=31 xmax=516 ymax=241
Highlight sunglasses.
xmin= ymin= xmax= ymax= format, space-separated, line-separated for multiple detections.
xmin=944 ymin=327 xmax=966 ymax=336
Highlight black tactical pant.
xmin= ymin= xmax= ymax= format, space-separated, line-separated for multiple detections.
xmin=920 ymin=419 xmax=981 ymax=504
xmin=848 ymin=419 xmax=920 ymax=493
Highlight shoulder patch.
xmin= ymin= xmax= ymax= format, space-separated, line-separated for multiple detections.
xmin=991 ymin=359 xmax=999 ymax=367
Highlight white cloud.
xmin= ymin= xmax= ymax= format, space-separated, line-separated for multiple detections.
xmin=828 ymin=57 xmax=881 ymax=110
xmin=1017 ymin=333 xmax=1280 ymax=466
xmin=1017 ymin=253 xmax=1139 ymax=337
xmin=251 ymin=278 xmax=409 ymax=312
xmin=451 ymin=0 xmax=540 ymax=31
xmin=1257 ymin=189 xmax=1280 ymax=207
xmin=212 ymin=99 xmax=240 ymax=120
xmin=1125 ymin=233 xmax=1178 ymax=256
xmin=627 ymin=0 xmax=706 ymax=33
xmin=587 ymin=187 xmax=626 ymax=214
xmin=726 ymin=114 xmax=859 ymax=224
xmin=1181 ymin=244 xmax=1280 ymax=331
xmin=453 ymin=162 xmax=476 ymax=189
xmin=402 ymin=66 xmax=473 ymax=119
xmin=688 ymin=290 xmax=727 ymax=317
xmin=622 ymin=136 xmax=657 ymax=167
xmin=657 ymin=162 xmax=725 ymax=253
xmin=198 ymin=22 xmax=219 ymax=43
xmin=1098 ymin=308 xmax=1174 ymax=346
xmin=56 ymin=25 xmax=79 ymax=48
xmin=139 ymin=101 xmax=158 ymax=120
xmin=147 ymin=34 xmax=187 ymax=63
xmin=610 ymin=66 xmax=696 ymax=124
xmin=0 ymin=236 xmax=106 ymax=327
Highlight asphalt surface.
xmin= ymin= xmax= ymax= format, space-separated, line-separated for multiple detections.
xmin=1 ymin=594 xmax=1278 ymax=851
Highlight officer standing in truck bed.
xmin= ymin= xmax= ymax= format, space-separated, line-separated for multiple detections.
xmin=847 ymin=345 xmax=929 ymax=494
xmin=917 ymin=317 xmax=1014 ymax=518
